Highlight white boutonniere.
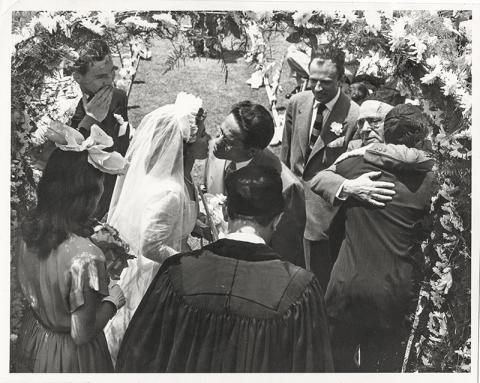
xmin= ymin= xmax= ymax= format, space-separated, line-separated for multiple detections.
xmin=114 ymin=113 xmax=129 ymax=137
xmin=330 ymin=121 xmax=344 ymax=136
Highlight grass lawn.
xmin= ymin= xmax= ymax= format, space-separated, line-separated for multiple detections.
xmin=125 ymin=33 xmax=295 ymax=250
xmin=126 ymin=34 xmax=296 ymax=182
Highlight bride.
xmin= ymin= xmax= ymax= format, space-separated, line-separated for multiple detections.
xmin=104 ymin=92 xmax=210 ymax=362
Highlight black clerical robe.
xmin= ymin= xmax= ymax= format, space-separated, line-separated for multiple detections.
xmin=116 ymin=239 xmax=333 ymax=372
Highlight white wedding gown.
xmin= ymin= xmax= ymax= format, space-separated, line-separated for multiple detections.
xmin=104 ymin=183 xmax=198 ymax=364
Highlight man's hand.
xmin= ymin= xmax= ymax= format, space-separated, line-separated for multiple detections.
xmin=341 ymin=171 xmax=395 ymax=207
xmin=83 ymin=86 xmax=113 ymax=122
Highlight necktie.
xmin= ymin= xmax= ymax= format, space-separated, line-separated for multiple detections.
xmin=309 ymin=103 xmax=327 ymax=152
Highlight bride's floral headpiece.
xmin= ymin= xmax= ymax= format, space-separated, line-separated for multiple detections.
xmin=174 ymin=92 xmax=204 ymax=143
xmin=45 ymin=121 xmax=129 ymax=175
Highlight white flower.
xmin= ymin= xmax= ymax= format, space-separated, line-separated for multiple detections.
xmin=31 ymin=12 xmax=58 ymax=34
xmin=330 ymin=122 xmax=343 ymax=136
xmin=81 ymin=19 xmax=104 ymax=35
xmin=97 ymin=11 xmax=117 ymax=29
xmin=421 ymin=66 xmax=442 ymax=85
xmin=440 ymin=70 xmax=458 ymax=96
xmin=292 ymin=11 xmax=313 ymax=27
xmin=389 ymin=17 xmax=408 ymax=51
xmin=364 ymin=10 xmax=382 ymax=35
xmin=122 ymin=16 xmax=157 ymax=30
xmin=152 ymin=13 xmax=177 ymax=26
xmin=356 ymin=52 xmax=381 ymax=76
xmin=426 ymin=55 xmax=442 ymax=69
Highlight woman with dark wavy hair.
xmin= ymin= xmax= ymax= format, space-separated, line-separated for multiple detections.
xmin=15 ymin=124 xmax=128 ymax=372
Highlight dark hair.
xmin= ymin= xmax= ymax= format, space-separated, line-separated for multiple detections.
xmin=384 ymin=104 xmax=429 ymax=148
xmin=225 ymin=165 xmax=284 ymax=226
xmin=20 ymin=149 xmax=104 ymax=259
xmin=230 ymin=101 xmax=274 ymax=150
xmin=309 ymin=47 xmax=346 ymax=80
xmin=73 ymin=39 xmax=111 ymax=75
xmin=366 ymin=86 xmax=405 ymax=106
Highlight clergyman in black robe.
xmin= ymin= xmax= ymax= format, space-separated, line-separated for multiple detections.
xmin=116 ymin=166 xmax=333 ymax=372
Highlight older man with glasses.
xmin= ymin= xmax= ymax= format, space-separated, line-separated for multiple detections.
xmin=306 ymin=98 xmax=431 ymax=289
xmin=319 ymin=104 xmax=434 ymax=371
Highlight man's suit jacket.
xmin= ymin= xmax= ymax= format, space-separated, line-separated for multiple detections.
xmin=325 ymin=156 xmax=433 ymax=330
xmin=281 ymin=90 xmax=359 ymax=241
xmin=70 ymin=88 xmax=130 ymax=219
xmin=205 ymin=149 xmax=306 ymax=267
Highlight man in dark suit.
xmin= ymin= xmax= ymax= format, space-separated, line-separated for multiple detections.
xmin=323 ymin=104 xmax=434 ymax=372
xmin=205 ymin=101 xmax=306 ymax=267
xmin=281 ymin=50 xmax=359 ymax=288
xmin=70 ymin=39 xmax=130 ymax=219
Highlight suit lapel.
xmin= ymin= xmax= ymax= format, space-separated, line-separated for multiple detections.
xmin=307 ymin=91 xmax=350 ymax=163
xmin=298 ymin=94 xmax=315 ymax=158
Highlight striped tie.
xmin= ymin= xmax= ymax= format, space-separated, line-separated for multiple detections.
xmin=306 ymin=103 xmax=327 ymax=160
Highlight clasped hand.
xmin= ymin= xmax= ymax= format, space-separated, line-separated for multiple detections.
xmin=342 ymin=171 xmax=395 ymax=207
xmin=83 ymin=86 xmax=114 ymax=122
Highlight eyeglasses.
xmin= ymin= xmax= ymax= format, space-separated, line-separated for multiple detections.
xmin=358 ymin=117 xmax=383 ymax=129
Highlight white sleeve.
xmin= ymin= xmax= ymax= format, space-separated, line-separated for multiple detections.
xmin=139 ymin=190 xmax=182 ymax=263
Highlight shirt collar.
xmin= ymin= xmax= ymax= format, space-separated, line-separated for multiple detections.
xmin=203 ymin=238 xmax=280 ymax=263
xmin=229 ymin=158 xmax=253 ymax=170
xmin=313 ymin=88 xmax=341 ymax=112
xmin=226 ymin=231 xmax=266 ymax=245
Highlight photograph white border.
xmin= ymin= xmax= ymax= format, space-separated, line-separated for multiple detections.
xmin=1 ymin=1 xmax=478 ymax=382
